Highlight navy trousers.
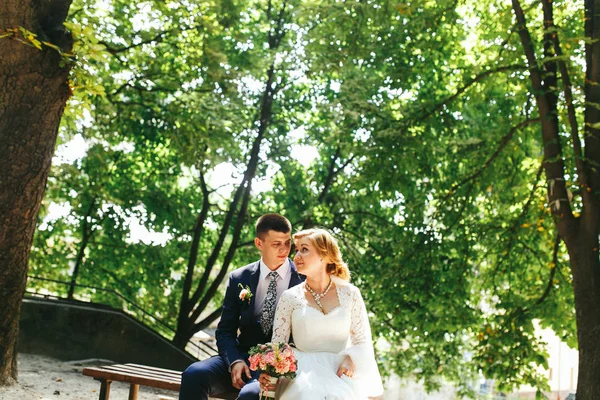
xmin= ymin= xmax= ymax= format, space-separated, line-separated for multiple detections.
xmin=179 ymin=356 xmax=260 ymax=400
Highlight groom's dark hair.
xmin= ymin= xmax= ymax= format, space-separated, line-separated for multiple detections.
xmin=255 ymin=213 xmax=292 ymax=239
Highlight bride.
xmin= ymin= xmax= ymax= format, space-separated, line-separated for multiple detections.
xmin=259 ymin=228 xmax=384 ymax=399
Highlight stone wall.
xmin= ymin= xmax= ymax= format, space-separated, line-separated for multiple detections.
xmin=18 ymin=297 xmax=196 ymax=371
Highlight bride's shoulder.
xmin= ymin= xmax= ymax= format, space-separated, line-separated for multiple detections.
xmin=331 ymin=276 xmax=361 ymax=304
xmin=281 ymin=283 xmax=304 ymax=301
xmin=332 ymin=276 xmax=361 ymax=297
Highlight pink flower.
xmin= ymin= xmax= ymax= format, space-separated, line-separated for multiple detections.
xmin=274 ymin=359 xmax=290 ymax=375
xmin=264 ymin=351 xmax=276 ymax=365
xmin=248 ymin=342 xmax=298 ymax=378
xmin=248 ymin=354 xmax=260 ymax=371
xmin=237 ymin=284 xmax=253 ymax=303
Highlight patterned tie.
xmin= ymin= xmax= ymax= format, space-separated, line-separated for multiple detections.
xmin=260 ymin=271 xmax=279 ymax=336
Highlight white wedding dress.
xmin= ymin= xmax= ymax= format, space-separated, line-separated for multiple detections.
xmin=271 ymin=275 xmax=384 ymax=400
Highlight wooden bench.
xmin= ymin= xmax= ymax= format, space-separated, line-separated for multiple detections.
xmin=82 ymin=363 xmax=237 ymax=400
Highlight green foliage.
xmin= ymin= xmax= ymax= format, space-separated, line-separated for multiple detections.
xmin=29 ymin=0 xmax=585 ymax=395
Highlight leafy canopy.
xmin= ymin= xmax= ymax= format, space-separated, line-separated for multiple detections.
xmin=30 ymin=0 xmax=582 ymax=393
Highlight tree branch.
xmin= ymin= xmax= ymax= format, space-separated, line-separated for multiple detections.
xmin=490 ymin=163 xmax=544 ymax=287
xmin=512 ymin=0 xmax=575 ymax=225
xmin=318 ymin=147 xmax=341 ymax=202
xmin=541 ymin=0 xmax=591 ymax=205
xmin=189 ymin=62 xmax=278 ymax=315
xmin=444 ymin=118 xmax=540 ymax=201
xmin=269 ymin=0 xmax=289 ymax=48
xmin=193 ymin=307 xmax=222 ymax=331
xmin=67 ymin=196 xmax=97 ymax=300
xmin=333 ymin=210 xmax=397 ymax=227
xmin=584 ymin=0 xmax=600 ymax=205
xmin=99 ymin=24 xmax=204 ymax=55
xmin=533 ymin=232 xmax=560 ymax=307
xmin=37 ymin=0 xmax=73 ymax=49
xmin=189 ymin=174 xmax=247 ymax=307
xmin=405 ymin=64 xmax=528 ymax=125
xmin=235 ymin=239 xmax=256 ymax=249
xmin=179 ymin=171 xmax=211 ymax=315
xmin=192 ymin=177 xmax=253 ymax=321
xmin=541 ymin=0 xmax=558 ymax=113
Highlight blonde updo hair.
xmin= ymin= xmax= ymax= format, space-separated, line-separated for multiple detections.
xmin=293 ymin=228 xmax=351 ymax=281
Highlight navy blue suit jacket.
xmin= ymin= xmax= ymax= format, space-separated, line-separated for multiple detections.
xmin=215 ymin=259 xmax=304 ymax=366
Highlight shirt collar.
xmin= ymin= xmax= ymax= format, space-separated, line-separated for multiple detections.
xmin=259 ymin=258 xmax=291 ymax=281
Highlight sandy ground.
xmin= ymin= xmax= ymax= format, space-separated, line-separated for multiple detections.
xmin=0 ymin=353 xmax=178 ymax=400
xmin=1 ymin=353 xmax=569 ymax=400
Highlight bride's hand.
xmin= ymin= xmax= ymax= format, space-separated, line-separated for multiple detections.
xmin=259 ymin=372 xmax=278 ymax=392
xmin=336 ymin=355 xmax=355 ymax=378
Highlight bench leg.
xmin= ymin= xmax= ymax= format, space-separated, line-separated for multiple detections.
xmin=128 ymin=383 xmax=139 ymax=400
xmin=98 ymin=379 xmax=112 ymax=400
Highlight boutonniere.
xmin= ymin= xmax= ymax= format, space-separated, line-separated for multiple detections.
xmin=238 ymin=283 xmax=253 ymax=304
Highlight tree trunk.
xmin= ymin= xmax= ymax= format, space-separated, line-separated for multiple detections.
xmin=511 ymin=1 xmax=600 ymax=396
xmin=173 ymin=6 xmax=288 ymax=347
xmin=173 ymin=307 xmax=221 ymax=351
xmin=565 ymin=228 xmax=600 ymax=399
xmin=172 ymin=323 xmax=193 ymax=350
xmin=67 ymin=198 xmax=96 ymax=300
xmin=0 ymin=0 xmax=73 ymax=384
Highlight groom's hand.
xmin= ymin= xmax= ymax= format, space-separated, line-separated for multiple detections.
xmin=231 ymin=362 xmax=252 ymax=389
xmin=336 ymin=355 xmax=355 ymax=378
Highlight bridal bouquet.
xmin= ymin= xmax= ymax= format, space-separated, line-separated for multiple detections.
xmin=248 ymin=342 xmax=297 ymax=399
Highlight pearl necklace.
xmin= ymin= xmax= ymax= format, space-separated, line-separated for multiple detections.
xmin=305 ymin=279 xmax=333 ymax=310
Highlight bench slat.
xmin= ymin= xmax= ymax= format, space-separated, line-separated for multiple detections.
xmin=82 ymin=367 xmax=180 ymax=391
xmin=95 ymin=367 xmax=179 ymax=386
xmin=82 ymin=363 xmax=238 ymax=399
xmin=125 ymin=363 xmax=181 ymax=376
xmin=84 ymin=366 xmax=180 ymax=383
xmin=100 ymin=365 xmax=181 ymax=381
xmin=121 ymin=364 xmax=182 ymax=380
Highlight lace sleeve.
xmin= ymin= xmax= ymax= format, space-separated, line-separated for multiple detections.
xmin=271 ymin=289 xmax=294 ymax=344
xmin=340 ymin=284 xmax=384 ymax=398
xmin=349 ymin=286 xmax=371 ymax=345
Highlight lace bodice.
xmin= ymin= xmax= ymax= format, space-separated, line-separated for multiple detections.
xmin=271 ymin=275 xmax=384 ymax=399
xmin=272 ymin=276 xmax=372 ymax=352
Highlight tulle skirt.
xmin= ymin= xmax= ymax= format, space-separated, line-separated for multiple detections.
xmin=276 ymin=349 xmax=366 ymax=400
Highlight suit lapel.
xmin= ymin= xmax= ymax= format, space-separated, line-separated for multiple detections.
xmin=288 ymin=259 xmax=304 ymax=288
xmin=248 ymin=260 xmax=261 ymax=312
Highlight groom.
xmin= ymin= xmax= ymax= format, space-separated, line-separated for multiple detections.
xmin=179 ymin=213 xmax=303 ymax=400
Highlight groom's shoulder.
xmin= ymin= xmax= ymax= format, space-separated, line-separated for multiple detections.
xmin=229 ymin=260 xmax=260 ymax=281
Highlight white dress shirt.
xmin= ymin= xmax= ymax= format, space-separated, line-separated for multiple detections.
xmin=253 ymin=258 xmax=292 ymax=317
